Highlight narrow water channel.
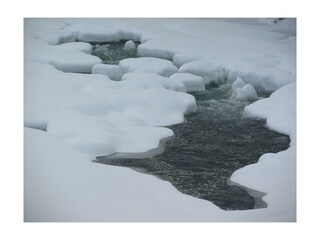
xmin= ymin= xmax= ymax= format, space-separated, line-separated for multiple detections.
xmin=92 ymin=42 xmax=290 ymax=210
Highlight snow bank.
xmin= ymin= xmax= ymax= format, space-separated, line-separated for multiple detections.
xmin=169 ymin=73 xmax=205 ymax=92
xmin=227 ymin=61 xmax=295 ymax=93
xmin=244 ymin=82 xmax=296 ymax=136
xmin=54 ymin=42 xmax=92 ymax=54
xmin=123 ymin=40 xmax=136 ymax=50
xmin=179 ymin=60 xmax=226 ymax=85
xmin=25 ymin=48 xmax=102 ymax=73
xmin=92 ymin=64 xmax=123 ymax=80
xmin=65 ymin=23 xmax=140 ymax=42
xmin=25 ymin=127 xmax=224 ymax=221
xmin=119 ymin=57 xmax=178 ymax=77
xmin=231 ymin=82 xmax=296 ymax=221
xmin=121 ymin=72 xmax=186 ymax=92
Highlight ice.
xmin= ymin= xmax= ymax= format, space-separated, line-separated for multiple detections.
xmin=179 ymin=60 xmax=226 ymax=85
xmin=119 ymin=57 xmax=178 ymax=77
xmin=231 ymin=84 xmax=258 ymax=101
xmin=92 ymin=64 xmax=123 ymax=81
xmin=169 ymin=73 xmax=205 ymax=92
xmin=123 ymin=40 xmax=136 ymax=50
xmin=231 ymin=77 xmax=246 ymax=91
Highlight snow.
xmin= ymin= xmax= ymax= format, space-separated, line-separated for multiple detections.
xmin=121 ymin=72 xmax=187 ymax=93
xmin=119 ymin=57 xmax=178 ymax=77
xmin=231 ymin=84 xmax=258 ymax=101
xmin=179 ymin=60 xmax=227 ymax=85
xmin=25 ymin=48 xmax=102 ymax=73
xmin=24 ymin=127 xmax=225 ymax=221
xmin=24 ymin=18 xmax=296 ymax=221
xmin=92 ymin=64 xmax=123 ymax=81
xmin=231 ymin=83 xmax=296 ymax=220
xmin=64 ymin=23 xmax=140 ymax=42
xmin=169 ymin=73 xmax=205 ymax=92
xmin=123 ymin=40 xmax=136 ymax=50
xmin=227 ymin=61 xmax=295 ymax=93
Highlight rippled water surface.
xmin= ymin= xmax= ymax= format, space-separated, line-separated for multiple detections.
xmin=93 ymin=42 xmax=290 ymax=210
xmin=90 ymin=41 xmax=140 ymax=64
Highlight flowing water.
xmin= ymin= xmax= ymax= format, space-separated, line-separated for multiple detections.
xmin=92 ymin=42 xmax=290 ymax=210
xmin=90 ymin=41 xmax=140 ymax=64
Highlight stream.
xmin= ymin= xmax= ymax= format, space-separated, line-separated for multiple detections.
xmin=92 ymin=41 xmax=290 ymax=210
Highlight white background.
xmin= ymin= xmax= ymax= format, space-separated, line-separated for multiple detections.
xmin=0 ymin=0 xmax=318 ymax=239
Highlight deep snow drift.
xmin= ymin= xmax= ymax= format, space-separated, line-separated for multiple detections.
xmin=24 ymin=18 xmax=296 ymax=221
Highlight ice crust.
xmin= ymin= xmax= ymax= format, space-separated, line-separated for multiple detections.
xmin=24 ymin=18 xmax=296 ymax=221
xmin=231 ymin=84 xmax=258 ymax=101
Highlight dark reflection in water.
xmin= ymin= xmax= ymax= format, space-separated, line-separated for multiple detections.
xmin=96 ymin=85 xmax=289 ymax=210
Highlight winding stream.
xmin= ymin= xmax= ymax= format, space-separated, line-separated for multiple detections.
xmin=92 ymin=42 xmax=290 ymax=210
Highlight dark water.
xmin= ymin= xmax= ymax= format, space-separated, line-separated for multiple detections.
xmin=90 ymin=41 xmax=140 ymax=64
xmin=96 ymin=84 xmax=290 ymax=210
xmin=91 ymin=41 xmax=290 ymax=210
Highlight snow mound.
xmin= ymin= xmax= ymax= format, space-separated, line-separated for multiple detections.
xmin=169 ymin=73 xmax=205 ymax=92
xmin=231 ymin=77 xmax=246 ymax=91
xmin=244 ymin=82 xmax=296 ymax=136
xmin=231 ymin=83 xmax=296 ymax=221
xmin=123 ymin=40 xmax=136 ymax=50
xmin=121 ymin=72 xmax=186 ymax=92
xmin=54 ymin=42 xmax=92 ymax=54
xmin=227 ymin=62 xmax=295 ymax=93
xmin=92 ymin=64 xmax=123 ymax=81
xmin=231 ymin=84 xmax=258 ymax=101
xmin=47 ymin=115 xmax=174 ymax=156
xmin=119 ymin=57 xmax=178 ymax=77
xmin=64 ymin=23 xmax=140 ymax=42
xmin=35 ymin=29 xmax=76 ymax=45
xmin=26 ymin=48 xmax=102 ymax=73
xmin=179 ymin=60 xmax=226 ymax=85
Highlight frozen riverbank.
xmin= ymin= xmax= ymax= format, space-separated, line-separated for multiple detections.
xmin=24 ymin=18 xmax=296 ymax=221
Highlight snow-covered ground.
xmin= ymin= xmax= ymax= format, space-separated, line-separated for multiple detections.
xmin=24 ymin=18 xmax=296 ymax=221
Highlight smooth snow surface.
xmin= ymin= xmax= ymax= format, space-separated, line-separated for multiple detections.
xmin=119 ymin=57 xmax=178 ymax=77
xmin=179 ymin=60 xmax=226 ymax=85
xmin=24 ymin=18 xmax=296 ymax=221
xmin=92 ymin=64 xmax=123 ymax=80
xmin=169 ymin=73 xmax=205 ymax=92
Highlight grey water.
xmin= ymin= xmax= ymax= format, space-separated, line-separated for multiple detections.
xmin=90 ymin=41 xmax=140 ymax=64
xmin=92 ymin=42 xmax=290 ymax=210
